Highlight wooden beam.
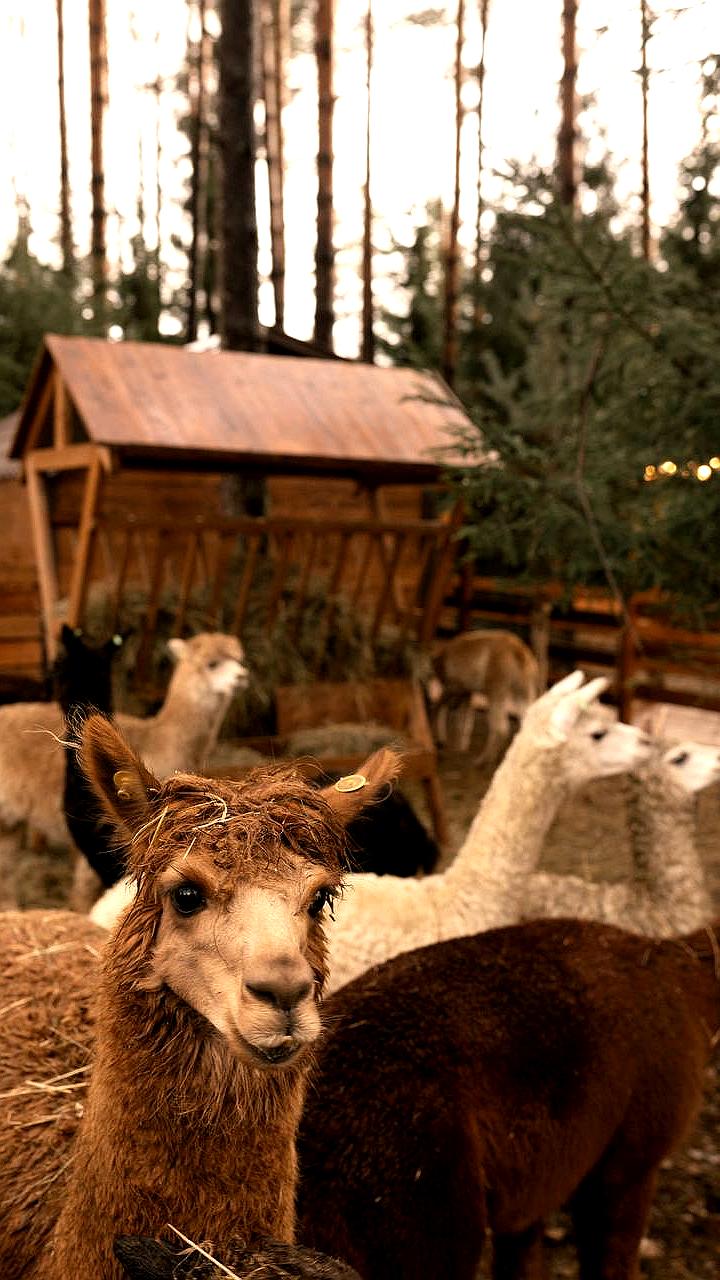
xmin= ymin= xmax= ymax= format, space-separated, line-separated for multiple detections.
xmin=53 ymin=374 xmax=69 ymax=447
xmin=24 ymin=443 xmax=113 ymax=474
xmin=22 ymin=372 xmax=55 ymax=455
xmin=25 ymin=456 xmax=60 ymax=663
xmin=67 ymin=453 xmax=104 ymax=628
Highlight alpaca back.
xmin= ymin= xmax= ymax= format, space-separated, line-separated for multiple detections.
xmin=298 ymin=918 xmax=719 ymax=1280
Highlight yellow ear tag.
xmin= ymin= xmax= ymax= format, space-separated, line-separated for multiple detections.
xmin=334 ymin=773 xmax=367 ymax=793
xmin=113 ymin=770 xmax=134 ymax=799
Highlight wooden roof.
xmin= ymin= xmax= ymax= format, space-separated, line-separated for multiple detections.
xmin=11 ymin=335 xmax=470 ymax=481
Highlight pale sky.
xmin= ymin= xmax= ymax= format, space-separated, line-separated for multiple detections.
xmin=1 ymin=0 xmax=718 ymax=356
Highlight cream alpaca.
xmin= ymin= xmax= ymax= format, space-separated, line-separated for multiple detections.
xmin=0 ymin=632 xmax=248 ymax=849
xmin=522 ymin=739 xmax=718 ymax=936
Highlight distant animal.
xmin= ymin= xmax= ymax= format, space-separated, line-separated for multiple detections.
xmin=114 ymin=1235 xmax=363 ymax=1279
xmin=89 ymin=672 xmax=654 ymax=994
xmin=54 ymin=624 xmax=126 ymax=888
xmin=523 ymin=738 xmax=719 ymax=936
xmin=427 ymin=628 xmax=540 ymax=760
xmin=0 ymin=631 xmax=249 ymax=850
xmin=298 ymin=916 xmax=720 ymax=1280
xmin=0 ymin=713 xmax=401 ymax=1279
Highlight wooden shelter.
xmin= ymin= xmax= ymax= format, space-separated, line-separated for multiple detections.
xmin=9 ymin=335 xmax=474 ymax=843
xmin=10 ymin=335 xmax=469 ymax=660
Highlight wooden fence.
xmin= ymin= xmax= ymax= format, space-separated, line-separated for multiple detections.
xmin=445 ymin=571 xmax=720 ymax=722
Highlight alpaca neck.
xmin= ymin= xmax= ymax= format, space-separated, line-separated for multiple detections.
xmin=441 ymin=734 xmax=571 ymax=918
xmin=46 ymin=971 xmax=304 ymax=1279
xmin=150 ymin=672 xmax=231 ymax=769
xmin=628 ymin=767 xmax=711 ymax=917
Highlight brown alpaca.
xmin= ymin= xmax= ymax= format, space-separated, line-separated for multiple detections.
xmin=297 ymin=917 xmax=720 ymax=1280
xmin=0 ymin=714 xmax=400 ymax=1280
xmin=427 ymin=629 xmax=540 ymax=760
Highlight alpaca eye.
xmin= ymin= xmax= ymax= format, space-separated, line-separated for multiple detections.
xmin=207 ymin=659 xmax=221 ymax=670
xmin=670 ymin=751 xmax=689 ymax=766
xmin=590 ymin=728 xmax=608 ymax=741
xmin=308 ymin=888 xmax=335 ymax=919
xmin=169 ymin=883 xmax=206 ymax=916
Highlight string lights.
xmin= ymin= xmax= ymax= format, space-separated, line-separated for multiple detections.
xmin=643 ymin=456 xmax=720 ymax=482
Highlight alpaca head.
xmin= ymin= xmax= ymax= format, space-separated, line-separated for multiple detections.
xmin=653 ymin=740 xmax=720 ymax=794
xmin=520 ymin=670 xmax=653 ymax=783
xmin=53 ymin=624 xmax=124 ymax=714
xmin=166 ymin=632 xmax=250 ymax=703
xmin=79 ymin=714 xmax=401 ymax=1070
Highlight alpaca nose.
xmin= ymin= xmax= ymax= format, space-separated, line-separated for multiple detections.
xmin=245 ymin=974 xmax=313 ymax=1012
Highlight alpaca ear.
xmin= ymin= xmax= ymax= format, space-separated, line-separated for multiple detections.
xmin=319 ymin=747 xmax=404 ymax=825
xmin=60 ymin=623 xmax=83 ymax=650
xmin=167 ymin=638 xmax=187 ymax=663
xmin=546 ymin=676 xmax=610 ymax=743
xmin=79 ymin=714 xmax=159 ymax=836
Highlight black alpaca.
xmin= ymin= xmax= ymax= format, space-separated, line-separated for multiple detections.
xmin=53 ymin=625 xmax=126 ymax=887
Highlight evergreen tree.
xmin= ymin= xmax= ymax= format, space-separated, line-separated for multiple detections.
xmin=0 ymin=212 xmax=81 ymax=416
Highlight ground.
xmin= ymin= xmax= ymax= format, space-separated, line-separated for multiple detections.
xmin=1 ymin=724 xmax=719 ymax=1278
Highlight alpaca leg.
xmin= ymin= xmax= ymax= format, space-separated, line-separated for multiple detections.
xmin=492 ymin=1221 xmax=547 ymax=1280
xmin=477 ymin=700 xmax=512 ymax=767
xmin=570 ymin=1162 xmax=658 ymax=1280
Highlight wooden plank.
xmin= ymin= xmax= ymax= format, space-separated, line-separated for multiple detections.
xmin=174 ymin=530 xmax=202 ymax=635
xmin=28 ymin=443 xmax=112 ymax=473
xmin=53 ymin=374 xmax=69 ymax=447
xmin=21 ymin=372 xmax=54 ymax=455
xmin=67 ymin=454 xmax=104 ymax=628
xmin=24 ymin=456 xmax=58 ymax=662
xmin=231 ymin=534 xmax=261 ymax=635
xmin=371 ymin=532 xmax=407 ymax=640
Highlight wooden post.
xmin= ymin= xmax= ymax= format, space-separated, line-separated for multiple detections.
xmin=25 ymin=457 xmax=60 ymax=664
xmin=53 ymin=373 xmax=69 ymax=447
xmin=530 ymin=597 xmax=552 ymax=690
xmin=67 ymin=452 xmax=104 ymax=628
xmin=618 ymin=598 xmax=638 ymax=723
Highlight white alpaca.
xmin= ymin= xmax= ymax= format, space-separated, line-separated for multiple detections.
xmin=521 ymin=739 xmax=718 ymax=936
xmin=92 ymin=672 xmax=653 ymax=993
xmin=0 ymin=632 xmax=248 ymax=849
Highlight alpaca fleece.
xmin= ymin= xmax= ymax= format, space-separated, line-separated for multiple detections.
xmin=298 ymin=917 xmax=720 ymax=1279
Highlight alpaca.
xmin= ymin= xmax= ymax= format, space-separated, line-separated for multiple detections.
xmin=0 ymin=631 xmax=249 ymax=849
xmin=54 ymin=624 xmax=126 ymax=888
xmin=297 ymin=916 xmax=720 ymax=1280
xmin=114 ymin=1235 xmax=363 ymax=1279
xmin=0 ymin=715 xmax=400 ymax=1279
xmin=88 ymin=672 xmax=654 ymax=992
xmin=522 ymin=739 xmax=719 ymax=936
xmin=427 ymin=628 xmax=540 ymax=759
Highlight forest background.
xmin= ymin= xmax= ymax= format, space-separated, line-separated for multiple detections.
xmin=1 ymin=0 xmax=720 ymax=620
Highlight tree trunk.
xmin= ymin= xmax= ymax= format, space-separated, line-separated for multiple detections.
xmin=360 ymin=0 xmax=374 ymax=364
xmin=314 ymin=0 xmax=335 ymax=352
xmin=188 ymin=0 xmax=211 ymax=342
xmin=88 ymin=0 xmax=108 ymax=319
xmin=56 ymin=0 xmax=74 ymax=277
xmin=558 ymin=0 xmax=578 ymax=209
xmin=259 ymin=0 xmax=288 ymax=330
xmin=218 ymin=0 xmax=259 ymax=351
xmin=640 ymin=0 xmax=651 ymax=260
xmin=472 ymin=0 xmax=490 ymax=325
xmin=442 ymin=0 xmax=464 ymax=389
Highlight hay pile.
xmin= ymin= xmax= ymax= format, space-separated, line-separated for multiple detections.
xmin=0 ymin=911 xmax=101 ymax=1258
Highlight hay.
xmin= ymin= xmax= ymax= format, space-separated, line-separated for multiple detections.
xmin=283 ymin=722 xmax=409 ymax=760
